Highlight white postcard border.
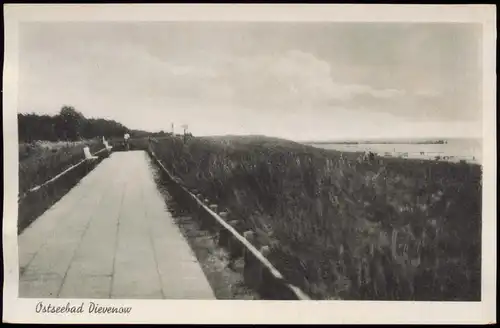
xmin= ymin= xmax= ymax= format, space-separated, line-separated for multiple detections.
xmin=2 ymin=4 xmax=496 ymax=324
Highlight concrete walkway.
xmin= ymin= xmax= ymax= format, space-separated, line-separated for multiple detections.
xmin=18 ymin=151 xmax=215 ymax=299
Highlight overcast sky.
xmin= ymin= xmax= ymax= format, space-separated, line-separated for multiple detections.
xmin=18 ymin=22 xmax=482 ymax=141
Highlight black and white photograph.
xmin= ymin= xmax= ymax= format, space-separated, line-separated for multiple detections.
xmin=2 ymin=4 xmax=496 ymax=325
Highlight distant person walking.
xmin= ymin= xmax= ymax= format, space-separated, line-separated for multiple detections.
xmin=124 ymin=133 xmax=130 ymax=150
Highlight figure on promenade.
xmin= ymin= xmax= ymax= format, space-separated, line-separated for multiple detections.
xmin=124 ymin=133 xmax=130 ymax=150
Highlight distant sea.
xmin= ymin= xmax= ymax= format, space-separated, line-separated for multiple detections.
xmin=306 ymin=138 xmax=482 ymax=164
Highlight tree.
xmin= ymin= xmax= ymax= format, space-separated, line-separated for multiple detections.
xmin=18 ymin=105 xmax=137 ymax=142
xmin=55 ymin=106 xmax=86 ymax=140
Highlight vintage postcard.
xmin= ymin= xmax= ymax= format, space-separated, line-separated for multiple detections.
xmin=2 ymin=4 xmax=496 ymax=324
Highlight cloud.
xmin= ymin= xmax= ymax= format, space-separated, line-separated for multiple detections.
xmin=18 ymin=35 xmax=412 ymax=116
xmin=17 ymin=21 xmax=482 ymax=140
xmin=20 ymin=37 xmax=476 ymax=138
xmin=194 ymin=49 xmax=406 ymax=111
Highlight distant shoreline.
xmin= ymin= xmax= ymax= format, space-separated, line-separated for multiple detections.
xmin=304 ymin=138 xmax=481 ymax=165
xmin=303 ymin=137 xmax=481 ymax=145
xmin=306 ymin=140 xmax=448 ymax=145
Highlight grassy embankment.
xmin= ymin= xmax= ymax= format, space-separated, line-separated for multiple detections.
xmin=148 ymin=135 xmax=482 ymax=301
xmin=18 ymin=140 xmax=107 ymax=233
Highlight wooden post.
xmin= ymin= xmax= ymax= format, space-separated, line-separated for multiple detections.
xmin=200 ymin=204 xmax=218 ymax=232
xmin=228 ymin=220 xmax=240 ymax=233
xmin=83 ymin=147 xmax=98 ymax=160
xmin=217 ymin=212 xmax=230 ymax=248
xmin=243 ymin=230 xmax=255 ymax=244
xmin=243 ymin=231 xmax=256 ymax=286
xmin=198 ymin=202 xmax=209 ymax=228
xmin=257 ymin=244 xmax=301 ymax=300
xmin=243 ymin=230 xmax=267 ymax=291
xmin=227 ymin=220 xmax=243 ymax=268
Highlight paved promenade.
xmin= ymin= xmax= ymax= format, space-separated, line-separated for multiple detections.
xmin=18 ymin=151 xmax=215 ymax=299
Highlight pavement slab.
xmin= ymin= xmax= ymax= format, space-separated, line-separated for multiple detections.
xmin=18 ymin=150 xmax=215 ymax=300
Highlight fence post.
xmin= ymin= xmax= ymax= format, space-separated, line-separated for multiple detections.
xmin=227 ymin=220 xmax=243 ymax=268
xmin=217 ymin=212 xmax=230 ymax=248
xmin=200 ymin=204 xmax=218 ymax=232
xmin=243 ymin=231 xmax=257 ymax=286
xmin=242 ymin=229 xmax=265 ymax=291
xmin=243 ymin=230 xmax=255 ymax=244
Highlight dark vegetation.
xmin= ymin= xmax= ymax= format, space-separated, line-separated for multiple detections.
xmin=148 ymin=135 xmax=482 ymax=301
xmin=18 ymin=106 xmax=152 ymax=194
xmin=19 ymin=106 xmax=126 ymax=142
xmin=17 ymin=106 xmax=141 ymax=233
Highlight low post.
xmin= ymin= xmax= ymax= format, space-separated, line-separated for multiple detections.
xmin=228 ymin=219 xmax=240 ymax=233
xmin=200 ymin=204 xmax=218 ymax=232
xmin=243 ymin=230 xmax=255 ymax=244
xmin=83 ymin=146 xmax=98 ymax=160
xmin=195 ymin=194 xmax=204 ymax=211
xmin=242 ymin=230 xmax=266 ymax=291
xmin=103 ymin=140 xmax=113 ymax=152
xmin=227 ymin=220 xmax=243 ymax=268
xmin=217 ymin=212 xmax=230 ymax=248
xmin=256 ymin=246 xmax=280 ymax=298
xmin=257 ymin=244 xmax=303 ymax=300
xmin=243 ymin=231 xmax=256 ymax=286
